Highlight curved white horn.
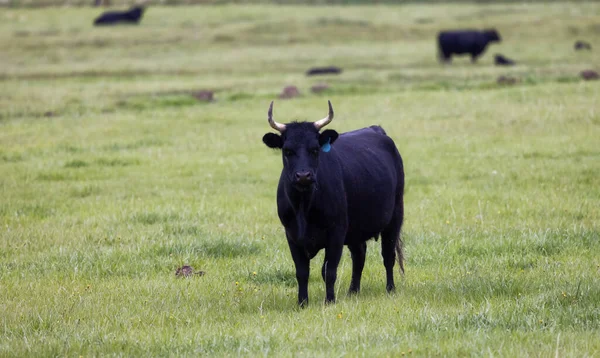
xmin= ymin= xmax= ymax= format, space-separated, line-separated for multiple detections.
xmin=267 ymin=101 xmax=286 ymax=132
xmin=314 ymin=100 xmax=334 ymax=130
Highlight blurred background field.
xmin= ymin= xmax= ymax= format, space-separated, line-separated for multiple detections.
xmin=1 ymin=2 xmax=599 ymax=356
xmin=3 ymin=0 xmax=596 ymax=7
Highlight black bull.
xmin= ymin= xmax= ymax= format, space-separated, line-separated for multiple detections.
xmin=93 ymin=6 xmax=145 ymax=26
xmin=438 ymin=29 xmax=501 ymax=63
xmin=262 ymin=101 xmax=405 ymax=306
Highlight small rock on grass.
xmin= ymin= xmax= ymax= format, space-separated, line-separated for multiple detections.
xmin=306 ymin=66 xmax=342 ymax=76
xmin=175 ymin=265 xmax=205 ymax=278
xmin=279 ymin=86 xmax=300 ymax=99
xmin=580 ymin=70 xmax=599 ymax=81
xmin=311 ymin=83 xmax=330 ymax=93
xmin=497 ymin=75 xmax=519 ymax=85
xmin=192 ymin=90 xmax=214 ymax=102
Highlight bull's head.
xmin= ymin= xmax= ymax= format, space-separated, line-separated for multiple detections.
xmin=484 ymin=28 xmax=501 ymax=42
xmin=262 ymin=101 xmax=339 ymax=191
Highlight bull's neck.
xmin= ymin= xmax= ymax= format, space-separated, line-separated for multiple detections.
xmin=285 ymin=184 xmax=316 ymax=244
xmin=285 ymin=184 xmax=316 ymax=212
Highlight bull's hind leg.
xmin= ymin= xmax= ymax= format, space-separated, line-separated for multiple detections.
xmin=440 ymin=50 xmax=452 ymax=64
xmin=380 ymin=199 xmax=404 ymax=292
xmin=348 ymin=242 xmax=367 ymax=294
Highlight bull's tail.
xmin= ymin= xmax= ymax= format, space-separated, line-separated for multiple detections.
xmin=396 ymin=235 xmax=405 ymax=275
xmin=437 ymin=44 xmax=447 ymax=64
xmin=436 ymin=34 xmax=443 ymax=63
xmin=395 ymin=154 xmax=405 ymax=276
xmin=437 ymin=35 xmax=450 ymax=64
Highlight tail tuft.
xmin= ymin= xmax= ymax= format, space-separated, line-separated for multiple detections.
xmin=395 ymin=237 xmax=404 ymax=275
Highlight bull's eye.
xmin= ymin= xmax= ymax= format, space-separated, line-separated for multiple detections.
xmin=283 ymin=149 xmax=295 ymax=157
xmin=310 ymin=148 xmax=319 ymax=157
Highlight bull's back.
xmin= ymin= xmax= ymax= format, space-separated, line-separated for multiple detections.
xmin=438 ymin=30 xmax=481 ymax=54
xmin=331 ymin=129 xmax=403 ymax=240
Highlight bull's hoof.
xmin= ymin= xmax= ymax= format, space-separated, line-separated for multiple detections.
xmin=386 ymin=284 xmax=396 ymax=293
xmin=348 ymin=286 xmax=360 ymax=295
xmin=298 ymin=298 xmax=308 ymax=308
xmin=325 ymin=297 xmax=336 ymax=304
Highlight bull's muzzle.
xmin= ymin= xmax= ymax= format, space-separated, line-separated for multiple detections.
xmin=294 ymin=171 xmax=314 ymax=187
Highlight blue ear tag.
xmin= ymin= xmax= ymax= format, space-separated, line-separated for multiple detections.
xmin=321 ymin=138 xmax=331 ymax=153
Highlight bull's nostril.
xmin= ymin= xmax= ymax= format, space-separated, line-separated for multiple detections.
xmin=295 ymin=171 xmax=312 ymax=183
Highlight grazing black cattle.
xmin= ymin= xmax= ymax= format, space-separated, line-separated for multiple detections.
xmin=574 ymin=41 xmax=592 ymax=51
xmin=262 ymin=101 xmax=405 ymax=306
xmin=438 ymin=29 xmax=501 ymax=63
xmin=306 ymin=66 xmax=343 ymax=76
xmin=94 ymin=6 xmax=145 ymax=26
xmin=494 ymin=53 xmax=516 ymax=66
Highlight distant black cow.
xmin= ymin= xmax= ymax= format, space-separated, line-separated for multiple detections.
xmin=574 ymin=41 xmax=592 ymax=51
xmin=438 ymin=29 xmax=501 ymax=63
xmin=94 ymin=6 xmax=145 ymax=26
xmin=494 ymin=54 xmax=516 ymax=66
xmin=306 ymin=66 xmax=343 ymax=76
xmin=262 ymin=101 xmax=405 ymax=306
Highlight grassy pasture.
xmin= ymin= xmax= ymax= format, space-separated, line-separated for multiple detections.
xmin=4 ymin=0 xmax=597 ymax=8
xmin=1 ymin=2 xmax=600 ymax=356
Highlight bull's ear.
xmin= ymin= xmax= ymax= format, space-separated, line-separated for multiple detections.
xmin=263 ymin=133 xmax=283 ymax=149
xmin=319 ymin=129 xmax=339 ymax=147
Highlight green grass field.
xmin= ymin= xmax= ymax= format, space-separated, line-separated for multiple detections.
xmin=1 ymin=2 xmax=600 ymax=356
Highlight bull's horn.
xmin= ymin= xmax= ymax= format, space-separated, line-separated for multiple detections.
xmin=267 ymin=101 xmax=286 ymax=132
xmin=314 ymin=100 xmax=334 ymax=130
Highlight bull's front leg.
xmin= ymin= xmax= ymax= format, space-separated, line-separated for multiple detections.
xmin=288 ymin=240 xmax=310 ymax=307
